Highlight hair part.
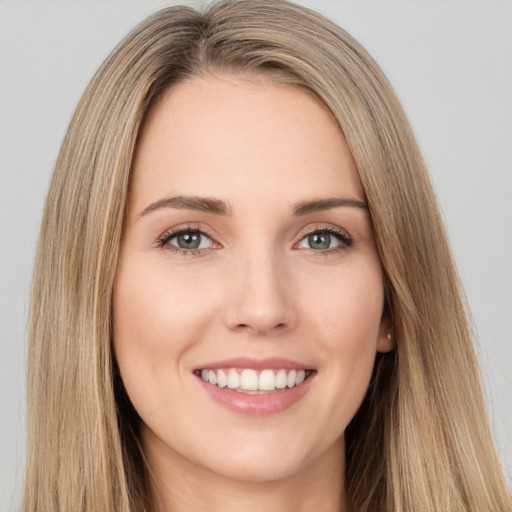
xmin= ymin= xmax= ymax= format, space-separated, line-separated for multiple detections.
xmin=24 ymin=1 xmax=511 ymax=511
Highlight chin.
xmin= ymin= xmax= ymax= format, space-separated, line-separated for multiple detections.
xmin=194 ymin=430 xmax=331 ymax=484
xmin=203 ymin=452 xmax=308 ymax=483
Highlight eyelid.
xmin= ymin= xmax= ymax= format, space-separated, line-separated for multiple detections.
xmin=294 ymin=224 xmax=353 ymax=250
xmin=156 ymin=223 xmax=353 ymax=256
xmin=157 ymin=224 xmax=222 ymax=254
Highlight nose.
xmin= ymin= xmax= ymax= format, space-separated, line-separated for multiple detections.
xmin=223 ymin=250 xmax=297 ymax=336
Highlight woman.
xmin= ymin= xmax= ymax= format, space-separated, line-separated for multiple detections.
xmin=23 ymin=0 xmax=511 ymax=510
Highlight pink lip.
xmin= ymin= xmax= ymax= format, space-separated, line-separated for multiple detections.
xmin=194 ymin=357 xmax=316 ymax=416
xmin=194 ymin=357 xmax=312 ymax=372
xmin=196 ymin=376 xmax=314 ymax=416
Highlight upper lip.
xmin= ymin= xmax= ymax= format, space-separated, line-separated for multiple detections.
xmin=193 ymin=357 xmax=314 ymax=371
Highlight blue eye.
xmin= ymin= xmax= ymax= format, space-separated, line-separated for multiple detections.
xmin=305 ymin=232 xmax=334 ymax=250
xmin=296 ymin=228 xmax=352 ymax=251
xmin=160 ymin=229 xmax=215 ymax=252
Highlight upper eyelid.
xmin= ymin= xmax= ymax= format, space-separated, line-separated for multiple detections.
xmin=296 ymin=224 xmax=352 ymax=239
xmin=160 ymin=224 xmax=217 ymax=241
xmin=294 ymin=224 xmax=354 ymax=250
xmin=157 ymin=223 xmax=352 ymax=247
xmin=157 ymin=227 xmax=220 ymax=256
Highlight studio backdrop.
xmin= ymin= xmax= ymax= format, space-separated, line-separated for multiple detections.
xmin=1 ymin=1 xmax=511 ymax=509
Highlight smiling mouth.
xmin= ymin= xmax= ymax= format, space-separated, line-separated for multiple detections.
xmin=193 ymin=368 xmax=315 ymax=394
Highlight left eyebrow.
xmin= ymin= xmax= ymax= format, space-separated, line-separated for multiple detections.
xmin=292 ymin=197 xmax=368 ymax=215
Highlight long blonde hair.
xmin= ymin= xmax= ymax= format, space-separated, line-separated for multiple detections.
xmin=24 ymin=1 xmax=511 ymax=510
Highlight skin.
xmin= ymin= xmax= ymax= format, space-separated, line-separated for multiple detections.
xmin=113 ymin=74 xmax=393 ymax=512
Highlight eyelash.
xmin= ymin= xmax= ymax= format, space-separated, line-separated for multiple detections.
xmin=157 ymin=225 xmax=353 ymax=257
xmin=157 ymin=224 xmax=216 ymax=257
xmin=297 ymin=226 xmax=354 ymax=256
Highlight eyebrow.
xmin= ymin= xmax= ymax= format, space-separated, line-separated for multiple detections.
xmin=292 ymin=197 xmax=368 ymax=215
xmin=140 ymin=195 xmax=231 ymax=217
xmin=139 ymin=194 xmax=368 ymax=218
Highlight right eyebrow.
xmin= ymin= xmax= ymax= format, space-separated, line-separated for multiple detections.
xmin=139 ymin=195 xmax=231 ymax=218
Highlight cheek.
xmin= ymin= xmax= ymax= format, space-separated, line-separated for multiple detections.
xmin=305 ymin=261 xmax=384 ymax=349
xmin=112 ymin=257 xmax=220 ymax=405
xmin=302 ymin=263 xmax=384 ymax=425
xmin=114 ymin=259 xmax=214 ymax=347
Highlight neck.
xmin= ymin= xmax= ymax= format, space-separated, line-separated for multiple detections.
xmin=142 ymin=427 xmax=345 ymax=512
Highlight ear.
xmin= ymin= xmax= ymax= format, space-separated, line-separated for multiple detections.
xmin=376 ymin=314 xmax=394 ymax=353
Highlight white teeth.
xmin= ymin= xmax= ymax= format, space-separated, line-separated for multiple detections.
xmin=199 ymin=368 xmax=311 ymax=391
xmin=275 ymin=369 xmax=287 ymax=389
xmin=217 ymin=369 xmax=227 ymax=388
xmin=240 ymin=369 xmax=258 ymax=391
xmin=208 ymin=370 xmax=218 ymax=385
xmin=258 ymin=369 xmax=275 ymax=391
xmin=227 ymin=368 xmax=240 ymax=389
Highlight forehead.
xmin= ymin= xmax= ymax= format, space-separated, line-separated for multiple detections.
xmin=130 ymin=74 xmax=364 ymax=214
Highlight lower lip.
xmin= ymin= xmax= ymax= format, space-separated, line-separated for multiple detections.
xmin=196 ymin=373 xmax=315 ymax=416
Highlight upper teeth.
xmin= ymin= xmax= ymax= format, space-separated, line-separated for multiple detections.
xmin=200 ymin=368 xmax=307 ymax=392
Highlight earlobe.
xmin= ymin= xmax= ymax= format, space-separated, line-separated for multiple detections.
xmin=377 ymin=317 xmax=395 ymax=353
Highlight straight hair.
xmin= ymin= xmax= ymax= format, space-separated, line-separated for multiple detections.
xmin=24 ymin=1 xmax=511 ymax=510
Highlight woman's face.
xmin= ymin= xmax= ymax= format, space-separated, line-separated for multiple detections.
xmin=113 ymin=74 xmax=392 ymax=483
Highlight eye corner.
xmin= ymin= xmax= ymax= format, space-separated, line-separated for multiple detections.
xmin=294 ymin=225 xmax=354 ymax=253
xmin=156 ymin=225 xmax=222 ymax=255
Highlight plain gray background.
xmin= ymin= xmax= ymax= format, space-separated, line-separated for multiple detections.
xmin=1 ymin=0 xmax=511 ymax=509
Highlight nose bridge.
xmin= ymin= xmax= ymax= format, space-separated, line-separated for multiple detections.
xmin=223 ymin=240 xmax=296 ymax=335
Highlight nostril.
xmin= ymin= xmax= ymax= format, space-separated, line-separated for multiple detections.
xmin=234 ymin=321 xmax=288 ymax=335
